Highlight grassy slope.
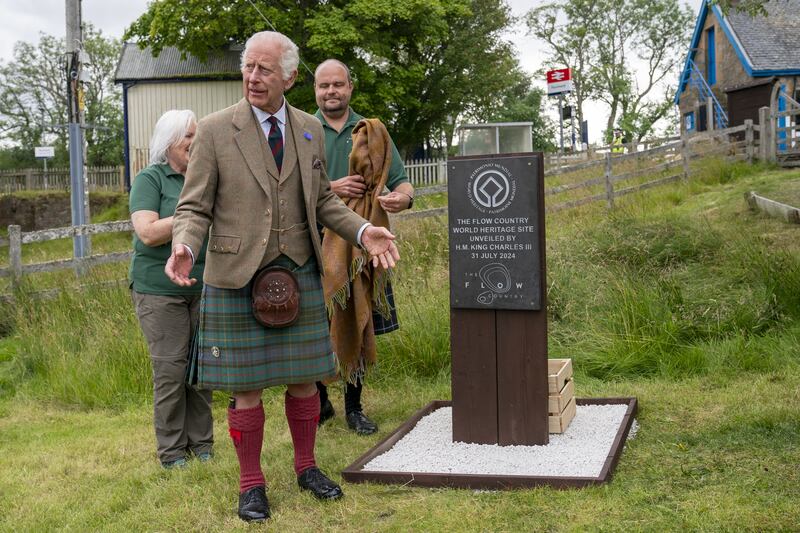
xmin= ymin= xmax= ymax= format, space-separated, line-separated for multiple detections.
xmin=1 ymin=163 xmax=799 ymax=531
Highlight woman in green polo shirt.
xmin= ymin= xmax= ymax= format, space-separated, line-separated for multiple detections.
xmin=129 ymin=110 xmax=213 ymax=469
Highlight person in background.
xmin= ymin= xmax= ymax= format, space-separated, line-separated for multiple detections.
xmin=164 ymin=32 xmax=399 ymax=522
xmin=313 ymin=59 xmax=414 ymax=435
xmin=129 ymin=109 xmax=213 ymax=469
xmin=612 ymin=128 xmax=625 ymax=154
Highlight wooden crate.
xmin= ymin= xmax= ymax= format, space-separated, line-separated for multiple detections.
xmin=548 ymin=358 xmax=573 ymax=394
xmin=549 ymin=395 xmax=576 ymax=433
xmin=548 ymin=378 xmax=574 ymax=415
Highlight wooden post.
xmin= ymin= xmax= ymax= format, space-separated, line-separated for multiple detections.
xmin=706 ymin=96 xmax=715 ymax=131
xmin=119 ymin=165 xmax=126 ymax=191
xmin=9 ymin=225 xmax=22 ymax=290
xmin=438 ymin=158 xmax=447 ymax=184
xmin=769 ymin=105 xmax=778 ymax=163
xmin=24 ymin=169 xmax=34 ymax=191
xmin=449 ymin=154 xmax=548 ymax=447
xmin=744 ymin=119 xmax=754 ymax=164
xmin=681 ymin=132 xmax=690 ymax=180
xmin=604 ymin=152 xmax=615 ymax=209
xmin=759 ymin=106 xmax=770 ymax=162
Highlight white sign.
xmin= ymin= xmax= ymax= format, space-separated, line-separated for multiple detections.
xmin=35 ymin=146 xmax=55 ymax=158
xmin=546 ymin=68 xmax=573 ymax=96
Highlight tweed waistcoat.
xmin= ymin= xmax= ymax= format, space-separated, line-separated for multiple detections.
xmin=257 ymin=114 xmax=313 ymax=268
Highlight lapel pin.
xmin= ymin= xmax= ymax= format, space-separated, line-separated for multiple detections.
xmin=303 ymin=132 xmax=313 ymax=141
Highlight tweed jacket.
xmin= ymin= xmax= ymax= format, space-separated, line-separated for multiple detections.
xmin=173 ymin=98 xmax=365 ymax=289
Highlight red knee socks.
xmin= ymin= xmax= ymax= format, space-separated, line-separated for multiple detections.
xmin=227 ymin=402 xmax=266 ymax=493
xmin=285 ymin=391 xmax=320 ymax=475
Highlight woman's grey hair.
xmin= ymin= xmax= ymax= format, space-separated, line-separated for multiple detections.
xmin=149 ymin=110 xmax=196 ymax=166
xmin=240 ymin=31 xmax=299 ymax=81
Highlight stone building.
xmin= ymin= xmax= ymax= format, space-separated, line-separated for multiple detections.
xmin=674 ymin=0 xmax=800 ymax=133
xmin=114 ymin=44 xmax=242 ymax=187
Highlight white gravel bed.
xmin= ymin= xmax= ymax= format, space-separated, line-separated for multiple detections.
xmin=363 ymin=404 xmax=636 ymax=478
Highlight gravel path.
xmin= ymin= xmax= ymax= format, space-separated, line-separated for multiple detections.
xmin=363 ymin=404 xmax=636 ymax=478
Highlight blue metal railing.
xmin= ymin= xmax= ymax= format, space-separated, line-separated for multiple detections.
xmin=686 ymin=58 xmax=728 ymax=129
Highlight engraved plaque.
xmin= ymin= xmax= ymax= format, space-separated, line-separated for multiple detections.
xmin=448 ymin=154 xmax=542 ymax=310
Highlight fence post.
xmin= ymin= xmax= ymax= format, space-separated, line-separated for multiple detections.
xmin=758 ymin=107 xmax=770 ymax=161
xmin=706 ymin=96 xmax=715 ymax=131
xmin=744 ymin=119 xmax=754 ymax=164
xmin=438 ymin=158 xmax=447 ymax=184
xmin=9 ymin=225 xmax=22 ymax=290
xmin=681 ymin=132 xmax=690 ymax=180
xmin=24 ymin=169 xmax=34 ymax=191
xmin=604 ymin=152 xmax=615 ymax=209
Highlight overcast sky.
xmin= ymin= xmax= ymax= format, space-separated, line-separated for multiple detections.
xmin=0 ymin=0 xmax=703 ymax=144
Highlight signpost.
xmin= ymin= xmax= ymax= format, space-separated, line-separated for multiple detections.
xmin=448 ymin=153 xmax=549 ymax=446
xmin=547 ymin=68 xmax=573 ymax=154
xmin=34 ymin=146 xmax=55 ymax=189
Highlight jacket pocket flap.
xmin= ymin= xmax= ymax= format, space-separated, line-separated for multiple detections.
xmin=209 ymin=234 xmax=241 ymax=254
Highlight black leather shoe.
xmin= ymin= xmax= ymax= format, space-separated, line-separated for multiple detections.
xmin=318 ymin=398 xmax=335 ymax=426
xmin=346 ymin=410 xmax=378 ymax=435
xmin=297 ymin=467 xmax=344 ymax=500
xmin=238 ymin=486 xmax=270 ymax=522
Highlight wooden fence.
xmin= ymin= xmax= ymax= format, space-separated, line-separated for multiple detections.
xmin=0 ymin=166 xmax=126 ymax=194
xmin=0 ymin=122 xmax=761 ymax=292
xmin=0 ymin=221 xmax=133 ymax=290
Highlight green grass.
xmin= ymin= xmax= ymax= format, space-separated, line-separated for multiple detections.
xmin=1 ymin=160 xmax=800 ymax=530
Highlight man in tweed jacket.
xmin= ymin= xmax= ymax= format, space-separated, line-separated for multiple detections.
xmin=165 ymin=31 xmax=399 ymax=522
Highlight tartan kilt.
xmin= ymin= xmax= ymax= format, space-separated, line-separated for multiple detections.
xmin=373 ymin=280 xmax=400 ymax=335
xmin=187 ymin=257 xmax=337 ymax=392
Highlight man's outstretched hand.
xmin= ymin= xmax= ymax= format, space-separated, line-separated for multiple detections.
xmin=165 ymin=244 xmax=197 ymax=286
xmin=361 ymin=226 xmax=400 ymax=270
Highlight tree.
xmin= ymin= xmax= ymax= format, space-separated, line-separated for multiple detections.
xmin=591 ymin=0 xmax=692 ymax=144
xmin=527 ymin=0 xmax=692 ymax=145
xmin=716 ymin=0 xmax=769 ymax=16
xmin=124 ymin=0 xmax=524 ymax=157
xmin=526 ymin=0 xmax=604 ymax=145
xmin=486 ymin=85 xmax=556 ymax=152
xmin=0 ymin=25 xmax=123 ymax=167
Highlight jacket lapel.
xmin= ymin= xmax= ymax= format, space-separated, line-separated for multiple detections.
xmin=280 ymin=114 xmax=297 ymax=182
xmin=287 ymin=105 xmax=314 ymax=208
xmin=232 ymin=99 xmax=277 ymax=195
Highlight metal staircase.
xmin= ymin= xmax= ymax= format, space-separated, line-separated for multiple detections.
xmin=686 ymin=58 xmax=728 ymax=129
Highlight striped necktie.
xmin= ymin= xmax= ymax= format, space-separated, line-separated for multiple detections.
xmin=266 ymin=115 xmax=283 ymax=173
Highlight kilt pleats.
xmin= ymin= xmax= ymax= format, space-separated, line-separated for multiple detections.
xmin=189 ymin=257 xmax=337 ymax=391
xmin=372 ymin=280 xmax=400 ymax=335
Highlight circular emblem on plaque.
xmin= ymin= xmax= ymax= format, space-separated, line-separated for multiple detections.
xmin=466 ymin=163 xmax=517 ymax=213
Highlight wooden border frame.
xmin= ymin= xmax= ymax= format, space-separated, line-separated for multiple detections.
xmin=342 ymin=397 xmax=637 ymax=489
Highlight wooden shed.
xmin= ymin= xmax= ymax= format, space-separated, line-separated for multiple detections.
xmin=114 ymin=43 xmax=243 ymax=186
xmin=674 ymin=0 xmax=800 ymax=133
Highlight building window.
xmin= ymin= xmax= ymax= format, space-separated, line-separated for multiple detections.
xmin=706 ymin=27 xmax=716 ymax=86
xmin=684 ymin=112 xmax=695 ymax=132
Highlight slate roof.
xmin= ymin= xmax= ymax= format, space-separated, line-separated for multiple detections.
xmin=114 ymin=43 xmax=242 ymax=82
xmin=675 ymin=0 xmax=800 ymax=104
xmin=726 ymin=0 xmax=800 ymax=72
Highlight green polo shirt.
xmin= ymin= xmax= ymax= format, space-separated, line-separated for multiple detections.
xmin=314 ymin=108 xmax=409 ymax=189
xmin=128 ymin=163 xmax=207 ymax=295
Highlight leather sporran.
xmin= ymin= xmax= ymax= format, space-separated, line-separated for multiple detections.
xmin=251 ymin=266 xmax=300 ymax=328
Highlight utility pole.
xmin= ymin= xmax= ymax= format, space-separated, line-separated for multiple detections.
xmin=558 ymin=93 xmax=564 ymax=155
xmin=66 ymin=0 xmax=91 ymax=260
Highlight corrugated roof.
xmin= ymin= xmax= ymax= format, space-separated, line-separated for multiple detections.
xmin=114 ymin=43 xmax=242 ymax=82
xmin=727 ymin=0 xmax=800 ymax=72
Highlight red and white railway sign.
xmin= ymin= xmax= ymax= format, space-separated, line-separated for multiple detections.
xmin=546 ymin=68 xmax=573 ymax=95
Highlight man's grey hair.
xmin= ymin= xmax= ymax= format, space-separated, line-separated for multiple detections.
xmin=149 ymin=109 xmax=196 ymax=166
xmin=241 ymin=31 xmax=299 ymax=81
xmin=314 ymin=59 xmax=352 ymax=84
